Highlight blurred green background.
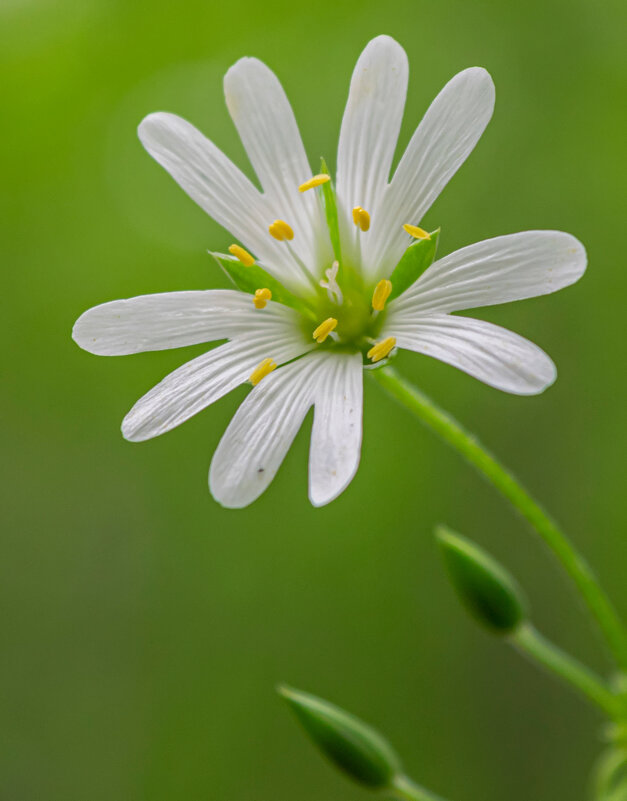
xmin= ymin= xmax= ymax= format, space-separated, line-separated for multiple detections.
xmin=2 ymin=0 xmax=626 ymax=798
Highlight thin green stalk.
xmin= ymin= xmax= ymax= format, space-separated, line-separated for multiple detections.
xmin=370 ymin=366 xmax=627 ymax=671
xmin=510 ymin=623 xmax=620 ymax=717
xmin=390 ymin=774 xmax=448 ymax=801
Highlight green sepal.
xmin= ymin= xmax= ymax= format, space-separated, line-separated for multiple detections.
xmin=436 ymin=526 xmax=527 ymax=635
xmin=210 ymin=252 xmax=312 ymax=316
xmin=388 ymin=229 xmax=440 ymax=301
xmin=278 ymin=685 xmax=402 ymax=789
xmin=319 ymin=157 xmax=342 ymax=263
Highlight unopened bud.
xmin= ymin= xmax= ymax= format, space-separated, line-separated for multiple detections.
xmin=278 ymin=685 xmax=402 ymax=788
xmin=436 ymin=526 xmax=527 ymax=634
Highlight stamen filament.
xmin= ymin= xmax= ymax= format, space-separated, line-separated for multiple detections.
xmin=253 ymin=288 xmax=272 ymax=309
xmin=403 ymin=223 xmax=430 ymax=240
xmin=367 ymin=337 xmax=396 ymax=363
xmin=312 ymin=317 xmax=338 ymax=344
xmin=298 ymin=174 xmax=331 ymax=193
xmin=285 ymin=241 xmax=319 ymax=291
xmin=352 ymin=206 xmax=370 ymax=232
xmin=372 ymin=279 xmax=392 ymax=311
xmin=228 ymin=244 xmax=255 ymax=266
xmin=269 ymin=219 xmax=295 ymax=241
xmin=250 ymin=358 xmax=277 ymax=386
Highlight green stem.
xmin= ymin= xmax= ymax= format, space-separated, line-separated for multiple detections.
xmin=370 ymin=366 xmax=627 ymax=671
xmin=390 ymin=774 xmax=448 ymax=801
xmin=511 ymin=623 xmax=620 ymax=717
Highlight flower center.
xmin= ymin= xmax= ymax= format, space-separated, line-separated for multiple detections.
xmin=236 ymin=171 xmax=438 ymax=385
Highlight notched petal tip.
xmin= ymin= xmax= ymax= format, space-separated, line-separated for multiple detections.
xmin=223 ymin=55 xmax=268 ymax=100
xmin=208 ymin=483 xmax=252 ymax=510
xmin=514 ymin=351 xmax=557 ymax=396
xmin=71 ymin=313 xmax=91 ymax=352
xmin=120 ymin=414 xmax=146 ymax=443
xmin=460 ymin=65 xmax=495 ymax=83
xmin=208 ymin=459 xmax=264 ymax=509
xmin=136 ymin=111 xmax=201 ymax=161
xmin=71 ymin=308 xmax=110 ymax=356
xmin=451 ymin=65 xmax=496 ymax=109
xmin=224 ymin=55 xmax=267 ymax=82
xmin=137 ymin=111 xmax=173 ymax=144
xmin=558 ymin=231 xmax=588 ymax=281
xmin=362 ymin=33 xmax=407 ymax=57
xmin=355 ymin=34 xmax=409 ymax=79
xmin=308 ymin=471 xmax=358 ymax=508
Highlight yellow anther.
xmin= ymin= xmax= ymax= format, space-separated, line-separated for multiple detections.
xmin=403 ymin=223 xmax=431 ymax=240
xmin=250 ymin=358 xmax=277 ymax=386
xmin=228 ymin=244 xmax=255 ymax=267
xmin=352 ymin=206 xmax=370 ymax=232
xmin=367 ymin=337 xmax=396 ymax=363
xmin=253 ymin=288 xmax=272 ymax=309
xmin=372 ymin=279 xmax=393 ymax=311
xmin=312 ymin=317 xmax=338 ymax=344
xmin=269 ymin=219 xmax=294 ymax=241
xmin=298 ymin=174 xmax=331 ymax=193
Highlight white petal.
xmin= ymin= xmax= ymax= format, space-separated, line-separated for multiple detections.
xmin=365 ymin=67 xmax=495 ymax=279
xmin=336 ymin=36 xmax=408 ymax=270
xmin=392 ymin=231 xmax=587 ymax=315
xmin=386 ymin=313 xmax=556 ymax=394
xmin=138 ymin=112 xmax=310 ymax=292
xmin=72 ymin=290 xmax=295 ymax=355
xmin=209 ymin=353 xmax=318 ymax=508
xmin=210 ymin=351 xmax=363 ymax=508
xmin=224 ymin=57 xmax=331 ymax=271
xmin=122 ymin=330 xmax=312 ymax=442
xmin=308 ymin=352 xmax=363 ymax=507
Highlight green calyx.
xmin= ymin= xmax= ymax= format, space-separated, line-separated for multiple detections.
xmin=319 ymin=156 xmax=342 ymax=263
xmin=211 ymin=251 xmax=312 ymax=316
xmin=436 ymin=526 xmax=528 ymax=634
xmin=278 ymin=684 xmax=402 ymax=789
xmin=388 ymin=229 xmax=440 ymax=300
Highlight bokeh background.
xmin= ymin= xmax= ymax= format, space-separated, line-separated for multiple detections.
xmin=2 ymin=0 xmax=626 ymax=798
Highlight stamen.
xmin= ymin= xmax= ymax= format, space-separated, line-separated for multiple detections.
xmin=228 ymin=244 xmax=255 ymax=266
xmin=312 ymin=317 xmax=338 ymax=344
xmin=403 ymin=224 xmax=430 ymax=240
xmin=298 ymin=174 xmax=331 ymax=193
xmin=250 ymin=357 xmax=277 ymax=386
xmin=253 ymin=288 xmax=272 ymax=309
xmin=268 ymin=218 xmax=317 ymax=290
xmin=372 ymin=279 xmax=392 ymax=311
xmin=269 ymin=219 xmax=294 ymax=241
xmin=352 ymin=206 xmax=370 ymax=232
xmin=319 ymin=260 xmax=343 ymax=304
xmin=367 ymin=337 xmax=396 ymax=363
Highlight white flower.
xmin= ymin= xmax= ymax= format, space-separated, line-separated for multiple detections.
xmin=73 ymin=35 xmax=586 ymax=508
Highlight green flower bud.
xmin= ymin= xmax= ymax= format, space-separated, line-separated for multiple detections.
xmin=436 ymin=526 xmax=527 ymax=634
xmin=278 ymin=685 xmax=402 ymax=789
